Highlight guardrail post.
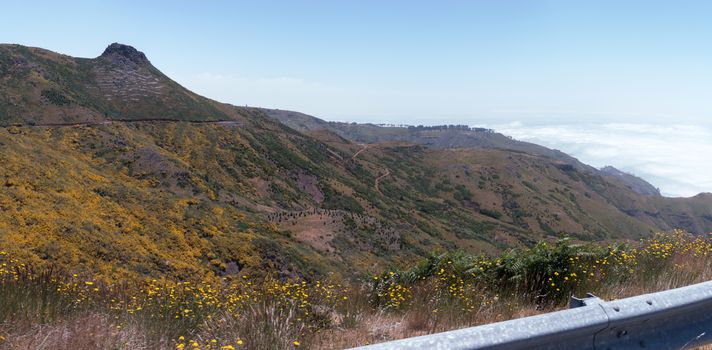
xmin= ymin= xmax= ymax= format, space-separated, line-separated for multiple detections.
xmin=569 ymin=293 xmax=604 ymax=308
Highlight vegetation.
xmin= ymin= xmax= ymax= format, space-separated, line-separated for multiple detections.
xmin=2 ymin=43 xmax=712 ymax=284
xmin=0 ymin=231 xmax=710 ymax=349
xmin=1 ymin=43 xmax=712 ymax=349
xmin=0 ymin=44 xmax=230 ymax=126
xmin=40 ymin=89 xmax=71 ymax=106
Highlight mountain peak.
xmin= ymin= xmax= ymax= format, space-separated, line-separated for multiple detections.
xmin=99 ymin=43 xmax=149 ymax=65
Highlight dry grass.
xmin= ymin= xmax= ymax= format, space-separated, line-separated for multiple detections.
xmin=6 ymin=314 xmax=147 ymax=350
xmin=1 ymin=231 xmax=712 ymax=349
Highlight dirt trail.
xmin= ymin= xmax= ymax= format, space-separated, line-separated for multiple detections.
xmin=3 ymin=118 xmax=241 ymax=128
xmin=351 ymin=144 xmax=369 ymax=160
xmin=375 ymin=169 xmax=390 ymax=195
xmin=351 ymin=144 xmax=390 ymax=195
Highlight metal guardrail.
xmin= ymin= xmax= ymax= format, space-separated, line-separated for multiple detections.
xmin=350 ymin=280 xmax=712 ymax=350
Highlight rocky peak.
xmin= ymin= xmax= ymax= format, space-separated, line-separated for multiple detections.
xmin=99 ymin=43 xmax=150 ymax=65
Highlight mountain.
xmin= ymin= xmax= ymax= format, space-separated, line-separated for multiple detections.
xmin=1 ymin=43 xmax=711 ymax=281
xmin=263 ymin=108 xmax=712 ymax=232
xmin=262 ymin=108 xmax=588 ymax=166
xmin=0 ymin=43 xmax=235 ymax=125
xmin=600 ymin=166 xmax=661 ymax=196
xmin=263 ymin=109 xmax=669 ymax=197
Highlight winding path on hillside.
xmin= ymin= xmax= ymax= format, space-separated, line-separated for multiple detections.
xmin=374 ymin=169 xmax=390 ymax=195
xmin=351 ymin=144 xmax=369 ymax=160
xmin=350 ymin=144 xmax=391 ymax=195
xmin=2 ymin=118 xmax=242 ymax=128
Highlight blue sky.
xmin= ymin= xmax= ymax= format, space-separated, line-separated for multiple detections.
xmin=2 ymin=0 xmax=712 ymax=196
xmin=4 ymin=0 xmax=712 ymax=124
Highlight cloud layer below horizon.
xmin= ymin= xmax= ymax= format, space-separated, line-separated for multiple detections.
xmin=489 ymin=123 xmax=712 ymax=198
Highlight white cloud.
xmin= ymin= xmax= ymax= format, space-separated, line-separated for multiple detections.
xmin=489 ymin=122 xmax=712 ymax=198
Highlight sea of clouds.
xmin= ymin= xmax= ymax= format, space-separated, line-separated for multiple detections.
xmin=489 ymin=122 xmax=712 ymax=198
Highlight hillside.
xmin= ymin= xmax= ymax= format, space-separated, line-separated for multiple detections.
xmin=600 ymin=166 xmax=661 ymax=196
xmin=262 ymin=109 xmax=670 ymax=198
xmin=0 ymin=43 xmax=234 ymax=125
xmin=0 ymin=43 xmax=711 ymax=281
xmin=262 ymin=108 xmax=588 ymax=169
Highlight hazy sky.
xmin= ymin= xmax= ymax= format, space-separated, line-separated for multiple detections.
xmin=2 ymin=1 xmax=711 ymax=196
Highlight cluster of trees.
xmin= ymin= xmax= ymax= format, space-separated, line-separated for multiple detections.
xmin=367 ymin=123 xmax=495 ymax=133
xmin=404 ymin=124 xmax=494 ymax=133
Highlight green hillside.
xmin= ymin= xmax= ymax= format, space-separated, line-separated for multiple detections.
xmin=0 ymin=43 xmax=711 ymax=281
xmin=0 ymin=43 xmax=232 ymax=125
